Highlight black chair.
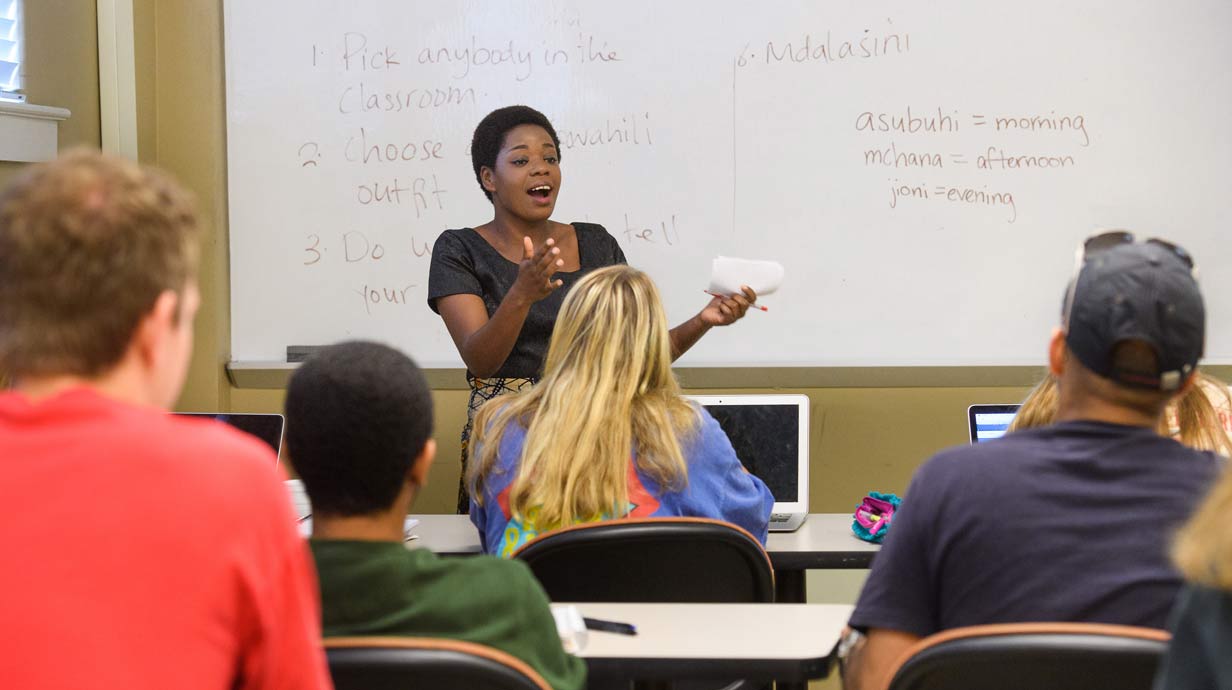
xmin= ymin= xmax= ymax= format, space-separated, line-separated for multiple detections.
xmin=512 ymin=516 xmax=775 ymax=603
xmin=324 ymin=636 xmax=552 ymax=690
xmin=514 ymin=518 xmax=775 ymax=690
xmin=884 ymin=622 xmax=1170 ymax=690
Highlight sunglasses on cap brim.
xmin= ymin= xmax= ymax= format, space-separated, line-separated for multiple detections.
xmin=1079 ymin=230 xmax=1195 ymax=270
xmin=1062 ymin=230 xmax=1198 ymax=331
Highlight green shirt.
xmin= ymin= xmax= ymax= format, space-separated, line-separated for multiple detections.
xmin=310 ymin=539 xmax=586 ymax=690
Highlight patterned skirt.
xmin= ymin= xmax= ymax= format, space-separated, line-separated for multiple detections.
xmin=456 ymin=375 xmax=537 ymax=514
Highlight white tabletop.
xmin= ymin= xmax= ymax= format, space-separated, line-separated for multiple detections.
xmin=408 ymin=513 xmax=880 ymax=569
xmin=766 ymin=513 xmax=881 ymax=569
xmin=559 ymin=602 xmax=853 ymax=682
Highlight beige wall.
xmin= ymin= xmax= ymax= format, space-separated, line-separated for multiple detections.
xmin=0 ymin=0 xmax=101 ymax=188
xmin=128 ymin=0 xmax=1050 ymax=516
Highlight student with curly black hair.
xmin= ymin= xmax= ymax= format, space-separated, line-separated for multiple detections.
xmin=287 ymin=340 xmax=586 ymax=690
xmin=429 ymin=105 xmax=759 ymax=512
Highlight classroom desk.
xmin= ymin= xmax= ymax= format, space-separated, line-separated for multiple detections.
xmin=560 ymin=602 xmax=853 ymax=684
xmin=407 ymin=513 xmax=880 ymax=602
xmin=766 ymin=514 xmax=880 ymax=603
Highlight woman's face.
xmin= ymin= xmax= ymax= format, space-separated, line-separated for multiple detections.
xmin=482 ymin=124 xmax=561 ymax=223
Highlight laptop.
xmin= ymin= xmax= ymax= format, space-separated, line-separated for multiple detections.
xmin=686 ymin=394 xmax=810 ymax=532
xmin=175 ymin=412 xmax=285 ymax=461
xmin=967 ymin=404 xmax=1021 ymax=443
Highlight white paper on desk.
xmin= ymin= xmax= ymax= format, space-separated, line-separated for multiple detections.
xmin=708 ymin=256 xmax=784 ymax=296
xmin=551 ymin=605 xmax=589 ymax=654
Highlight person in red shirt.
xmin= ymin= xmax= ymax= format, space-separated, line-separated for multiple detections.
xmin=0 ymin=151 xmax=332 ymax=690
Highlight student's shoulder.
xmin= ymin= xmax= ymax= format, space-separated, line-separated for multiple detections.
xmin=688 ymin=405 xmax=728 ymax=444
xmin=153 ymin=415 xmax=285 ymax=503
xmin=164 ymin=414 xmax=277 ymax=466
xmin=910 ymin=439 xmax=1013 ymax=487
xmin=439 ymin=552 xmax=549 ymax=604
xmin=1162 ymin=443 xmax=1224 ymax=482
xmin=488 ymin=416 xmax=529 ymax=456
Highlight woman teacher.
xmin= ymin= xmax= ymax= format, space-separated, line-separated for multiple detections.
xmin=428 ymin=105 xmax=757 ymax=513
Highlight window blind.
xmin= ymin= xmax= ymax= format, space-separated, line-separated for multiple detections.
xmin=0 ymin=0 xmax=22 ymax=101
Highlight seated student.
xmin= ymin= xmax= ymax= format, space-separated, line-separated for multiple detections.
xmin=1010 ymin=372 xmax=1232 ymax=455
xmin=1154 ymin=458 xmax=1232 ymax=689
xmin=841 ymin=236 xmax=1221 ymax=690
xmin=468 ymin=265 xmax=774 ymax=557
xmin=286 ymin=340 xmax=586 ymax=690
xmin=0 ymin=151 xmax=329 ymax=689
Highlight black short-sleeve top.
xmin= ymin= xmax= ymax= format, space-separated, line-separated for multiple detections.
xmin=427 ymin=222 xmax=627 ymax=379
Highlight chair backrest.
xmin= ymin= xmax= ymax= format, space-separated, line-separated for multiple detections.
xmin=512 ymin=517 xmax=775 ymax=602
xmin=885 ymin=622 xmax=1170 ymax=690
xmin=324 ymin=636 xmax=553 ymax=690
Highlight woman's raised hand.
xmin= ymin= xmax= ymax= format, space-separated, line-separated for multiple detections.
xmin=510 ymin=236 xmax=565 ymax=305
xmin=700 ymin=285 xmax=758 ymax=326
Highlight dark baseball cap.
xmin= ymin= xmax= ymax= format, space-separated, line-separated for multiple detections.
xmin=1063 ymin=240 xmax=1204 ymax=391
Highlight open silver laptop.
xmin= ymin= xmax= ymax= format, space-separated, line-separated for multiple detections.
xmin=175 ymin=412 xmax=285 ymax=462
xmin=686 ymin=394 xmax=810 ymax=532
xmin=967 ymin=404 xmax=1021 ymax=443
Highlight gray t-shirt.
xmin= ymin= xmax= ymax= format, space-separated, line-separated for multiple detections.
xmin=427 ymin=223 xmax=626 ymax=378
xmin=850 ymin=421 xmax=1220 ymax=636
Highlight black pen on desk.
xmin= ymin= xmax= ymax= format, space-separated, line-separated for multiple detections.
xmin=584 ymin=617 xmax=637 ymax=636
xmin=703 ymin=290 xmax=768 ymax=312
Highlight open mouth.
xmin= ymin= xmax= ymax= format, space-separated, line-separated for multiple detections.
xmin=528 ymin=185 xmax=553 ymax=199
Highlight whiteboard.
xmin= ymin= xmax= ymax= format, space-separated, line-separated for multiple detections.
xmin=223 ymin=0 xmax=1232 ymax=367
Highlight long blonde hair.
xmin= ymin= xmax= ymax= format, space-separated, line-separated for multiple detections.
xmin=1007 ymin=376 xmax=1061 ymax=434
xmin=468 ymin=265 xmax=697 ymax=527
xmin=1009 ymin=372 xmax=1232 ymax=456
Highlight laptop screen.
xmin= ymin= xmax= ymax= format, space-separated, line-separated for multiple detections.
xmin=967 ymin=404 xmax=1021 ymax=443
xmin=689 ymin=398 xmax=805 ymax=504
xmin=176 ymin=412 xmax=285 ymax=458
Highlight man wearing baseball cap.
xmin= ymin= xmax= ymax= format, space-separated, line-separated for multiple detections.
xmin=842 ymin=234 xmax=1222 ymax=690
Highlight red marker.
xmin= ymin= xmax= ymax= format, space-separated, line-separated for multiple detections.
xmin=704 ymin=290 xmax=768 ymax=312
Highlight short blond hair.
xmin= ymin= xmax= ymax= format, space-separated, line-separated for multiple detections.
xmin=0 ymin=150 xmax=200 ymax=378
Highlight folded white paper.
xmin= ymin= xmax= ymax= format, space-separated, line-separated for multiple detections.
xmin=551 ymin=605 xmax=589 ymax=654
xmin=708 ymin=256 xmax=784 ymax=296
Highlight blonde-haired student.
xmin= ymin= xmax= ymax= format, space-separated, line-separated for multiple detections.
xmin=1153 ymin=466 xmax=1232 ymax=689
xmin=467 ymin=265 xmax=774 ymax=557
xmin=1010 ymin=373 xmax=1232 ymax=456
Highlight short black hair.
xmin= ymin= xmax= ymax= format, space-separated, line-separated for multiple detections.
xmin=470 ymin=105 xmax=561 ymax=202
xmin=285 ymin=341 xmax=434 ymax=517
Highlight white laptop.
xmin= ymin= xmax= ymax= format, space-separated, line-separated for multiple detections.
xmin=967 ymin=404 xmax=1021 ymax=444
xmin=175 ymin=412 xmax=285 ymax=463
xmin=686 ymin=394 xmax=810 ymax=532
